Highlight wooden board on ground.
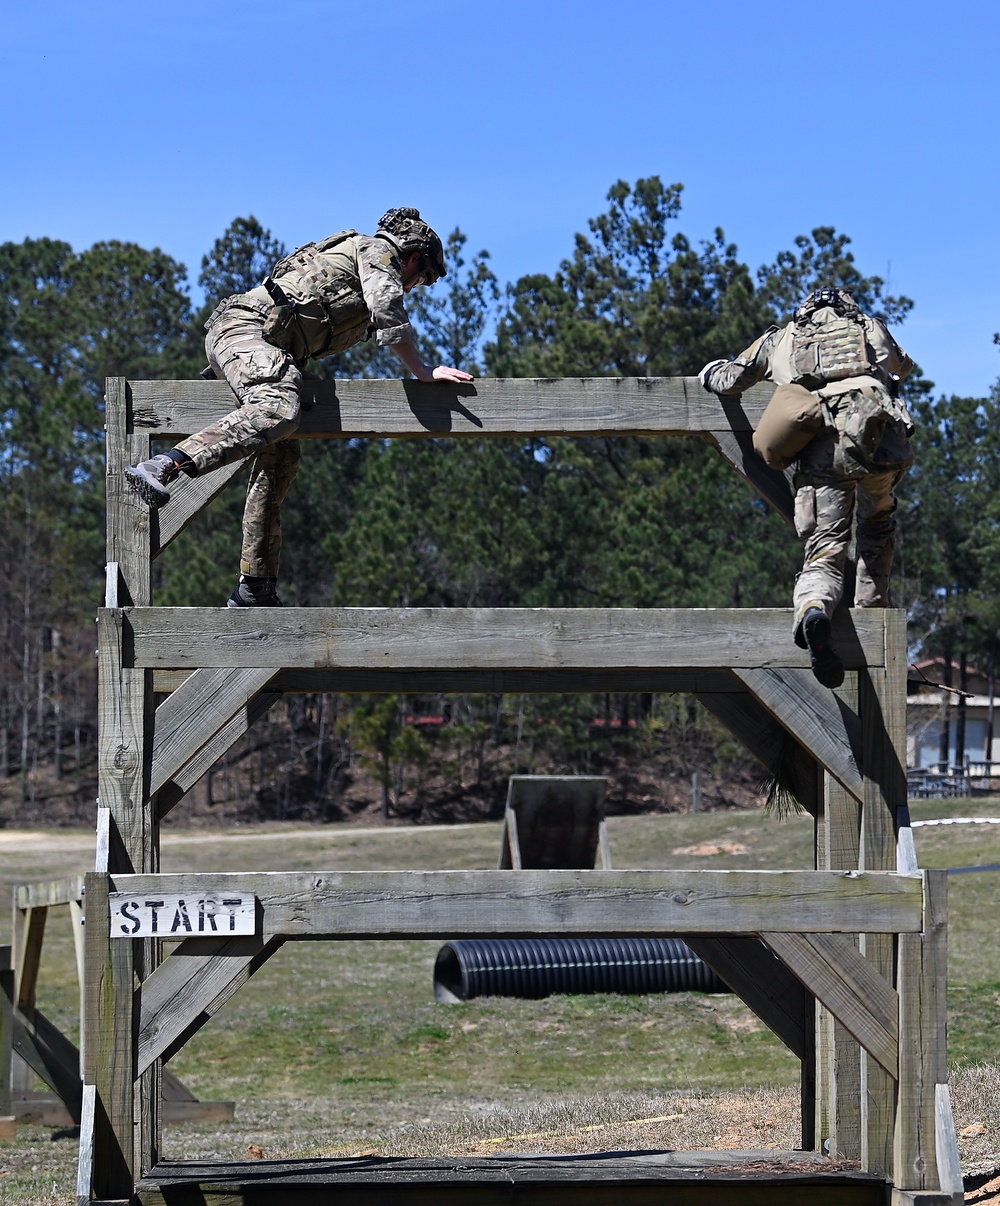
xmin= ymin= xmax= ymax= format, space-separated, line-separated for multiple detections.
xmin=133 ymin=1152 xmax=889 ymax=1206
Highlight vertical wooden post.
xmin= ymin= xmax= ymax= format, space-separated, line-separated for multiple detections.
xmin=87 ymin=376 xmax=160 ymax=1198
xmin=858 ymin=610 xmax=908 ymax=1177
xmin=894 ymin=869 xmax=948 ymax=1191
xmin=0 ymin=946 xmax=12 ymax=1117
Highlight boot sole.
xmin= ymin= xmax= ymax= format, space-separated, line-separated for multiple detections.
xmin=125 ymin=468 xmax=171 ymax=508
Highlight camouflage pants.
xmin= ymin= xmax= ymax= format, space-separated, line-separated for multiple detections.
xmin=791 ymin=420 xmax=907 ymax=634
xmin=176 ymin=299 xmax=303 ymax=578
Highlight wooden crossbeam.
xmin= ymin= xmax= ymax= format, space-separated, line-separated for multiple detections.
xmin=735 ymin=668 xmax=864 ymax=803
xmin=682 ymin=937 xmax=807 ymax=1058
xmin=150 ymin=460 xmax=245 ymax=559
xmin=150 ymin=667 xmax=278 ymax=799
xmin=697 ymin=687 xmax=821 ymax=816
xmin=127 ymin=376 xmax=776 ymax=441
xmin=111 ymin=870 xmax=923 ymax=940
xmin=136 ymin=934 xmax=283 ymax=1074
xmin=15 ymin=877 xmax=85 ymax=911
xmin=157 ymin=690 xmax=281 ymax=820
xmin=120 ymin=607 xmax=886 ymax=672
xmin=762 ymin=931 xmax=899 ymax=1077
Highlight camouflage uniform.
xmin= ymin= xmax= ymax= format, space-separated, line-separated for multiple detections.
xmin=177 ymin=232 xmax=415 ymax=578
xmin=701 ymin=305 xmax=914 ymax=635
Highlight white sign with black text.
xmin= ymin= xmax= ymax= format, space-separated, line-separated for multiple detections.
xmin=109 ymin=893 xmax=257 ymax=938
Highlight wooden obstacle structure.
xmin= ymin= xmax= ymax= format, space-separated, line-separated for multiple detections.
xmin=0 ymin=876 xmax=233 ymax=1131
xmin=498 ymin=774 xmax=611 ymax=869
xmin=79 ymin=374 xmax=963 ymax=1204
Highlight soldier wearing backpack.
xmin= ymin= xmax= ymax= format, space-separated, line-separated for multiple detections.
xmin=699 ymin=288 xmax=914 ymax=688
xmin=125 ymin=208 xmax=473 ymax=606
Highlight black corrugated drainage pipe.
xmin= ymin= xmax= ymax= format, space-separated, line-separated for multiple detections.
xmin=433 ymin=937 xmax=729 ymax=1003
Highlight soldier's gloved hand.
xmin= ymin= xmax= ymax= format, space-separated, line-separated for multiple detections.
xmin=698 ymin=359 xmax=728 ymax=391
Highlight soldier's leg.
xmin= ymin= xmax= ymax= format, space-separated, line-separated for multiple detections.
xmin=791 ymin=478 xmax=857 ymax=634
xmin=174 ymin=308 xmax=303 ymax=474
xmin=854 ymin=470 xmax=903 ymax=607
xmin=239 ymin=438 xmax=302 ymax=579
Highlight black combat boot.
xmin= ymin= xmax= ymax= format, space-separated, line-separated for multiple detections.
xmin=227 ymin=576 xmax=284 ymax=607
xmin=800 ymin=607 xmax=844 ymax=689
xmin=124 ymin=454 xmax=182 ymax=508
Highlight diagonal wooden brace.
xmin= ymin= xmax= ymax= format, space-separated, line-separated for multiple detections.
xmin=762 ymin=930 xmax=899 ymax=1077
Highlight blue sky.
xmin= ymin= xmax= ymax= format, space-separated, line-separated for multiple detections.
xmin=2 ymin=0 xmax=996 ymax=396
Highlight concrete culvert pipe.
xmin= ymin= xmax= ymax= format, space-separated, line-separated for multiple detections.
xmin=433 ymin=937 xmax=729 ymax=1003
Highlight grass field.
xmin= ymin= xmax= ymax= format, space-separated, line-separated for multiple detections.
xmin=1 ymin=800 xmax=999 ymax=1204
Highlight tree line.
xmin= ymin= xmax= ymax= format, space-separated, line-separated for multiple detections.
xmin=0 ymin=179 xmax=992 ymax=824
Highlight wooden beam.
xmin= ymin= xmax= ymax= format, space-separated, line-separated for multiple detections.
xmin=697 ymin=686 xmax=820 ymax=816
xmin=150 ymin=667 xmax=278 ymax=799
xmin=105 ymin=377 xmax=150 ymax=607
xmin=709 ymin=425 xmax=794 ymax=525
xmin=123 ymin=607 xmax=887 ymax=672
xmin=0 ymin=949 xmax=12 ymax=1117
xmin=112 ymin=870 xmax=924 ymax=941
xmin=15 ymin=877 xmax=85 ymax=910
xmin=11 ymin=1007 xmax=82 ymax=1118
xmin=762 ymin=931 xmax=899 ymax=1078
xmin=136 ymin=934 xmax=282 ymax=1074
xmin=14 ymin=906 xmax=47 ymax=1012
xmin=150 ymin=460 xmax=246 ymax=559
xmin=127 ymin=376 xmax=778 ymax=441
xmin=734 ymin=667 xmax=864 ymax=803
xmin=894 ymin=871 xmax=949 ymax=1193
xmin=157 ymin=690 xmax=281 ymax=820
xmin=682 ymin=937 xmax=807 ymax=1058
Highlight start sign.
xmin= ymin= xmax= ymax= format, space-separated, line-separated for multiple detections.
xmin=109 ymin=893 xmax=257 ymax=938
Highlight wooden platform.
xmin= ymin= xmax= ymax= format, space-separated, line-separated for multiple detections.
xmin=131 ymin=1151 xmax=890 ymax=1205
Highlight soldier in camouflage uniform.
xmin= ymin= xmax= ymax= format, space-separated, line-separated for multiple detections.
xmin=699 ymin=288 xmax=915 ymax=688
xmin=125 ymin=208 xmax=473 ymax=606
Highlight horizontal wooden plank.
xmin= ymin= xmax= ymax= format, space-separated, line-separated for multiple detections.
xmin=15 ymin=876 xmax=85 ymax=910
xmin=122 ymin=607 xmax=886 ymax=672
xmin=135 ymin=1153 xmax=889 ymax=1206
xmin=151 ymin=668 xmax=748 ymax=695
xmin=111 ymin=870 xmax=924 ymax=940
xmin=127 ymin=376 xmax=777 ymax=440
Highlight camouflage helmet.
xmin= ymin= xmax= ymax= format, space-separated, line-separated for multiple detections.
xmin=795 ymin=287 xmax=860 ymax=323
xmin=377 ymin=207 xmax=446 ymax=284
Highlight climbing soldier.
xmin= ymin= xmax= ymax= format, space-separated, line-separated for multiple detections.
xmin=699 ymin=287 xmax=915 ymax=688
xmin=125 ymin=208 xmax=473 ymax=606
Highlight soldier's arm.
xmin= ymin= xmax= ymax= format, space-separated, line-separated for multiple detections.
xmin=357 ymin=237 xmax=417 ymax=347
xmin=699 ymin=326 xmax=779 ymax=394
xmin=867 ymin=316 xmax=915 ymax=381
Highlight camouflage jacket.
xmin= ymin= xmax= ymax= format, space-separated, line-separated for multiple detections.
xmin=702 ymin=309 xmax=914 ymax=399
xmin=243 ymin=231 xmax=415 ymax=361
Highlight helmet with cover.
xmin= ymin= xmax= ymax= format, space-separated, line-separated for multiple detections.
xmin=795 ymin=287 xmax=860 ymax=324
xmin=376 ymin=207 xmax=446 ymax=284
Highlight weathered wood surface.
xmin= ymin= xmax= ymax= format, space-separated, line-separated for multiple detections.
xmin=83 ymin=873 xmax=135 ymax=1198
xmin=14 ymin=906 xmax=46 ymax=1011
xmin=895 ymin=871 xmax=949 ymax=1192
xmin=76 ymin=1082 xmax=96 ymax=1206
xmin=135 ymin=1152 xmax=889 ymax=1206
xmin=150 ymin=459 xmax=245 ymax=560
xmin=859 ymin=611 xmax=909 ymax=1180
xmin=113 ymin=870 xmax=923 ymax=941
xmin=933 ymin=1083 xmax=964 ymax=1199
xmin=121 ymin=607 xmax=886 ymax=671
xmin=762 ymin=932 xmax=899 ymax=1077
xmin=105 ymin=378 xmax=151 ymax=607
xmin=156 ymin=689 xmax=281 ymax=820
xmin=816 ymin=713 xmax=863 ymax=1162
xmin=0 ymin=950 xmax=12 ymax=1116
xmin=136 ymin=934 xmax=283 ymax=1073
xmin=734 ymin=668 xmax=864 ymax=802
xmin=15 ymin=876 xmax=85 ymax=910
xmin=127 ymin=376 xmax=778 ymax=440
xmin=682 ymin=937 xmax=807 ymax=1059
xmin=11 ymin=1006 xmax=82 ymax=1117
xmin=698 ymin=688 xmax=821 ymax=816
xmin=498 ymin=776 xmax=609 ymax=870
xmin=150 ymin=667 xmax=278 ymax=798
